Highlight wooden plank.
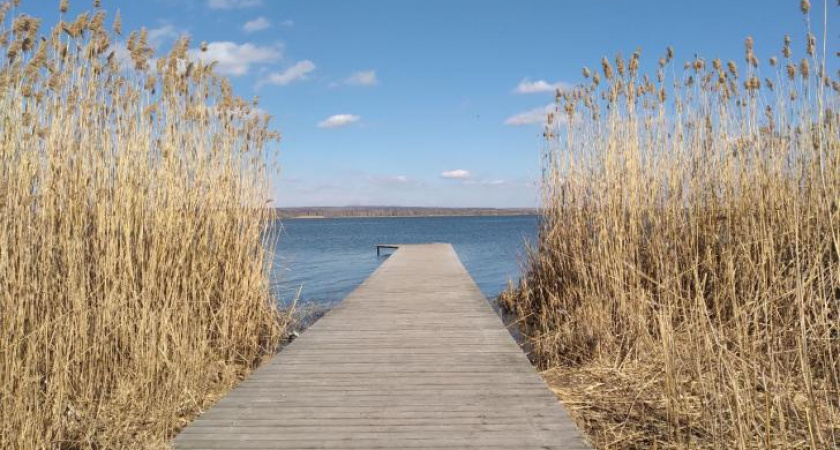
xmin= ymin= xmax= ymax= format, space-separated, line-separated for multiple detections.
xmin=174 ymin=243 xmax=588 ymax=449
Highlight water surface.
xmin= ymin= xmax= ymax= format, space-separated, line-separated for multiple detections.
xmin=270 ymin=215 xmax=537 ymax=307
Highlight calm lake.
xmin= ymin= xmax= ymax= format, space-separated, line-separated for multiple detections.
xmin=269 ymin=215 xmax=538 ymax=307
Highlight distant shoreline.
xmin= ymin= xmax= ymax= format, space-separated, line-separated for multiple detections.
xmin=276 ymin=207 xmax=537 ymax=220
xmin=284 ymin=213 xmax=538 ymax=220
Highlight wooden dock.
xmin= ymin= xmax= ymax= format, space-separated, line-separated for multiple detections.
xmin=174 ymin=243 xmax=588 ymax=449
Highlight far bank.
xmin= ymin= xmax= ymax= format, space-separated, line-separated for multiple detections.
xmin=276 ymin=206 xmax=536 ymax=219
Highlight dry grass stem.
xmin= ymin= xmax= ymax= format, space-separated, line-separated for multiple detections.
xmin=502 ymin=3 xmax=839 ymax=449
xmin=0 ymin=1 xmax=284 ymax=448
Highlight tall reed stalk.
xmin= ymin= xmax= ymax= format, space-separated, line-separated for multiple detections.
xmin=503 ymin=2 xmax=839 ymax=448
xmin=0 ymin=1 xmax=284 ymax=448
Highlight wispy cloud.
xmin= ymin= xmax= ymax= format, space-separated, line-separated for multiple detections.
xmin=280 ymin=19 xmax=294 ymax=27
xmin=243 ymin=17 xmax=270 ymax=33
xmin=147 ymin=24 xmax=183 ymax=47
xmin=274 ymin=172 xmax=537 ymax=208
xmin=513 ymin=78 xmax=570 ymax=94
xmin=504 ymin=104 xmax=555 ymax=126
xmin=440 ymin=169 xmax=471 ymax=180
xmin=368 ymin=175 xmax=417 ymax=187
xmin=384 ymin=175 xmax=409 ymax=183
xmin=261 ymin=60 xmax=316 ymax=86
xmin=318 ymin=114 xmax=361 ymax=129
xmin=208 ymin=0 xmax=262 ymax=9
xmin=340 ymin=70 xmax=378 ymax=87
xmin=188 ymin=42 xmax=281 ymax=76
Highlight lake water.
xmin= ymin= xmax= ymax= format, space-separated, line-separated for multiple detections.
xmin=269 ymin=215 xmax=538 ymax=307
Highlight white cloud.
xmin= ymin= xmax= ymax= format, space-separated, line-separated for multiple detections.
xmin=188 ymin=41 xmax=281 ymax=76
xmin=243 ymin=17 xmax=270 ymax=33
xmin=280 ymin=19 xmax=294 ymax=27
xmin=440 ymin=170 xmax=471 ymax=180
xmin=504 ymin=104 xmax=556 ymax=126
xmin=208 ymin=0 xmax=262 ymax=9
xmin=317 ymin=114 xmax=360 ymax=129
xmin=514 ymin=78 xmax=570 ymax=94
xmin=343 ymin=70 xmax=378 ymax=86
xmin=262 ymin=60 xmax=316 ymax=86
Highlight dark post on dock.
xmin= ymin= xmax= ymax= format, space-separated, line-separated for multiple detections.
xmin=375 ymin=244 xmax=399 ymax=256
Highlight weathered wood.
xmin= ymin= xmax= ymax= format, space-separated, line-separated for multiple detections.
xmin=174 ymin=243 xmax=588 ymax=449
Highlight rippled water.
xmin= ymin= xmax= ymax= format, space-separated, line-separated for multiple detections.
xmin=269 ymin=215 xmax=538 ymax=307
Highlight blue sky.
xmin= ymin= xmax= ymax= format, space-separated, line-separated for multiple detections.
xmin=21 ymin=0 xmax=824 ymax=207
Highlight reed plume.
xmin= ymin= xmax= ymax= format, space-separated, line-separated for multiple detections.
xmin=502 ymin=3 xmax=839 ymax=448
xmin=0 ymin=1 xmax=285 ymax=448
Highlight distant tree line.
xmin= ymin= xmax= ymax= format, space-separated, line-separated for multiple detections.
xmin=275 ymin=207 xmax=537 ymax=219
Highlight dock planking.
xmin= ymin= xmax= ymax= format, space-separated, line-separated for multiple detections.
xmin=174 ymin=243 xmax=588 ymax=449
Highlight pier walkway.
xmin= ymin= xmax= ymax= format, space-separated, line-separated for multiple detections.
xmin=174 ymin=243 xmax=587 ymax=449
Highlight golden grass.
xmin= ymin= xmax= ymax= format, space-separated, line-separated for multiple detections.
xmin=502 ymin=3 xmax=839 ymax=448
xmin=0 ymin=1 xmax=285 ymax=448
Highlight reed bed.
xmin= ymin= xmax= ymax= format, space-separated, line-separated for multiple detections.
xmin=502 ymin=2 xmax=839 ymax=448
xmin=0 ymin=1 xmax=284 ymax=448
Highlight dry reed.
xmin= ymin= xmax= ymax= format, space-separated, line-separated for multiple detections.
xmin=502 ymin=2 xmax=839 ymax=448
xmin=0 ymin=1 xmax=284 ymax=448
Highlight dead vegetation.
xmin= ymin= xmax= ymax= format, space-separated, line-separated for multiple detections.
xmin=0 ymin=1 xmax=285 ymax=448
xmin=502 ymin=2 xmax=840 ymax=448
